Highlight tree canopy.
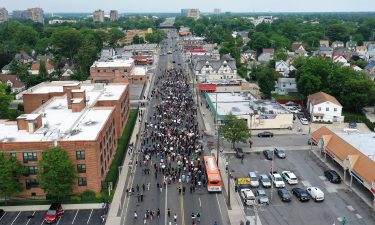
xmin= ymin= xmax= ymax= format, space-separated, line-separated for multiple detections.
xmin=221 ymin=113 xmax=251 ymax=149
xmin=0 ymin=153 xmax=25 ymax=203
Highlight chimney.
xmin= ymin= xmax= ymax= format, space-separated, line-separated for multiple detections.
xmin=70 ymin=90 xmax=87 ymax=112
xmin=16 ymin=114 xmax=42 ymax=133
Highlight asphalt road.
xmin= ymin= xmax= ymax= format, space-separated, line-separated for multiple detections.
xmin=121 ymin=30 xmax=228 ymax=225
xmin=0 ymin=209 xmax=104 ymax=225
xmin=226 ymin=150 xmax=375 ymax=225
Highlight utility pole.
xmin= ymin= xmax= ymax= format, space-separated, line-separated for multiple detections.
xmin=217 ymin=124 xmax=220 ymax=165
xmin=227 ymin=161 xmax=231 ymax=208
xmin=270 ymin=149 xmax=274 ymax=202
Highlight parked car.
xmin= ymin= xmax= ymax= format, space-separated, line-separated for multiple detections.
xmin=306 ymin=187 xmax=324 ymax=202
xmin=259 ymin=174 xmax=272 ymax=188
xmin=287 ymin=106 xmax=299 ymax=114
xmin=258 ymin=131 xmax=274 ymax=137
xmin=263 ymin=150 xmax=273 ymax=160
xmin=300 ymin=118 xmax=309 ymax=125
xmin=274 ymin=148 xmax=286 ymax=158
xmin=348 ymin=121 xmax=357 ymax=129
xmin=235 ymin=147 xmax=244 ymax=159
xmin=281 ymin=171 xmax=298 ymax=185
xmin=256 ymin=189 xmax=269 ymax=204
xmin=278 ymin=188 xmax=292 ymax=202
xmin=44 ymin=203 xmax=64 ymax=224
xmin=292 ymin=187 xmax=310 ymax=202
xmin=0 ymin=209 xmax=4 ymax=218
xmin=240 ymin=188 xmax=256 ymax=206
xmin=248 ymin=172 xmax=260 ymax=187
xmin=270 ymin=171 xmax=285 ymax=188
xmin=324 ymin=170 xmax=341 ymax=183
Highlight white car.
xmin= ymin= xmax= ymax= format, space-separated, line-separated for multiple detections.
xmin=306 ymin=187 xmax=324 ymax=202
xmin=270 ymin=171 xmax=285 ymax=188
xmin=281 ymin=171 xmax=298 ymax=185
xmin=300 ymin=118 xmax=309 ymax=125
xmin=240 ymin=188 xmax=256 ymax=206
xmin=287 ymin=106 xmax=299 ymax=114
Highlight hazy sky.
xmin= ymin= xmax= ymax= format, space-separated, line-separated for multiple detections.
xmin=1 ymin=0 xmax=374 ymax=13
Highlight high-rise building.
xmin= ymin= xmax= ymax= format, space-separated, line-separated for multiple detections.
xmin=214 ymin=8 xmax=221 ymax=15
xmin=0 ymin=8 xmax=8 ymax=23
xmin=12 ymin=10 xmax=27 ymax=19
xmin=110 ymin=10 xmax=119 ymax=21
xmin=181 ymin=9 xmax=189 ymax=16
xmin=26 ymin=8 xmax=44 ymax=23
xmin=93 ymin=9 xmax=105 ymax=22
xmin=187 ymin=9 xmax=200 ymax=20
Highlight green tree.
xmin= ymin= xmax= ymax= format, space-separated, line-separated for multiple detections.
xmin=132 ymin=35 xmax=145 ymax=44
xmin=50 ymin=28 xmax=83 ymax=59
xmin=221 ymin=113 xmax=251 ymax=149
xmin=248 ymin=32 xmax=270 ymax=53
xmin=326 ymin=24 xmax=349 ymax=42
xmin=35 ymin=38 xmax=50 ymax=55
xmin=108 ymin=28 xmax=124 ymax=46
xmin=75 ymin=35 xmax=99 ymax=77
xmin=0 ymin=83 xmax=12 ymax=119
xmin=0 ymin=153 xmax=25 ymax=204
xmin=255 ymin=66 xmax=277 ymax=97
xmin=38 ymin=60 xmax=48 ymax=79
xmin=38 ymin=147 xmax=76 ymax=200
xmin=297 ymin=73 xmax=322 ymax=96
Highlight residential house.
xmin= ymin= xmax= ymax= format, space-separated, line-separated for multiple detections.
xmin=1 ymin=63 xmax=11 ymax=74
xmin=14 ymin=50 xmax=33 ymax=64
xmin=275 ymin=60 xmax=296 ymax=77
xmin=61 ymin=63 xmax=75 ymax=80
xmin=36 ymin=54 xmax=54 ymax=63
xmin=274 ymin=77 xmax=297 ymax=95
xmin=307 ymin=91 xmax=344 ymax=123
xmin=194 ymin=54 xmax=237 ymax=82
xmin=333 ymin=47 xmax=353 ymax=59
xmin=333 ymin=55 xmax=350 ymax=67
xmin=331 ymin=41 xmax=345 ymax=49
xmin=241 ymin=50 xmax=257 ymax=64
xmin=239 ymin=31 xmax=250 ymax=45
xmin=28 ymin=61 xmax=55 ymax=75
xmin=263 ymin=48 xmax=275 ymax=55
xmin=0 ymin=75 xmax=25 ymax=93
xmin=346 ymin=40 xmax=357 ymax=52
xmin=366 ymin=44 xmax=375 ymax=61
xmin=356 ymin=46 xmax=367 ymax=57
xmin=291 ymin=42 xmax=308 ymax=56
xmin=257 ymin=53 xmax=272 ymax=64
xmin=100 ymin=47 xmax=116 ymax=60
xmin=320 ymin=40 xmax=330 ymax=47
xmin=315 ymin=46 xmax=333 ymax=58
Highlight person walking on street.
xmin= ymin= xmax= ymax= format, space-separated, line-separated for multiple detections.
xmin=134 ymin=211 xmax=137 ymax=220
xmin=167 ymin=208 xmax=171 ymax=218
xmin=174 ymin=213 xmax=178 ymax=222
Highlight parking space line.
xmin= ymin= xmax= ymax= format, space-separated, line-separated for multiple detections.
xmin=87 ymin=209 xmax=93 ymax=224
xmin=25 ymin=211 xmax=36 ymax=225
xmin=72 ymin=210 xmax=79 ymax=224
xmin=356 ymin=213 xmax=362 ymax=219
xmin=56 ymin=217 xmax=61 ymax=225
xmin=40 ymin=219 xmax=44 ymax=225
xmin=10 ymin=212 xmax=21 ymax=225
xmin=0 ymin=212 xmax=6 ymax=222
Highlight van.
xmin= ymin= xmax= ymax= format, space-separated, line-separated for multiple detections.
xmin=240 ymin=188 xmax=256 ymax=206
xmin=248 ymin=172 xmax=259 ymax=187
xmin=306 ymin=187 xmax=324 ymax=202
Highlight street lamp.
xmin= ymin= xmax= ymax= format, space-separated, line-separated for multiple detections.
xmin=226 ymin=159 xmax=231 ymax=208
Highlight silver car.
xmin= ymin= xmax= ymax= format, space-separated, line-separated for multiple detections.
xmin=259 ymin=174 xmax=271 ymax=188
xmin=256 ymin=189 xmax=269 ymax=204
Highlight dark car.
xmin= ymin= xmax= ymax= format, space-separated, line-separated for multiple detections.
xmin=44 ymin=203 xmax=64 ymax=224
xmin=258 ymin=131 xmax=274 ymax=138
xmin=235 ymin=147 xmax=244 ymax=158
xmin=274 ymin=148 xmax=286 ymax=158
xmin=172 ymin=60 xmax=176 ymax=63
xmin=324 ymin=170 xmax=341 ymax=183
xmin=292 ymin=187 xmax=310 ymax=202
xmin=0 ymin=209 xmax=4 ymax=218
xmin=277 ymin=188 xmax=292 ymax=202
xmin=349 ymin=121 xmax=357 ymax=129
xmin=263 ymin=150 xmax=273 ymax=160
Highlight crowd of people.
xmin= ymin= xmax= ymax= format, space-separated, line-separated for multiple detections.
xmin=130 ymin=67 xmax=207 ymax=225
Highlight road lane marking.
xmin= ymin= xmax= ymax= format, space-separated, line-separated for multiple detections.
xmin=215 ymin=194 xmax=223 ymax=216
xmin=56 ymin=217 xmax=61 ymax=225
xmin=0 ymin=212 xmax=6 ymax=222
xmin=180 ymin=183 xmax=185 ymax=225
xmin=10 ymin=211 xmax=21 ymax=225
xmin=72 ymin=210 xmax=79 ymax=224
xmin=165 ymin=182 xmax=168 ymax=225
xmin=347 ymin=205 xmax=354 ymax=211
xmin=356 ymin=214 xmax=362 ymax=219
xmin=25 ymin=211 xmax=36 ymax=225
xmin=87 ymin=209 xmax=93 ymax=224
xmin=199 ymin=197 xmax=201 ymax=208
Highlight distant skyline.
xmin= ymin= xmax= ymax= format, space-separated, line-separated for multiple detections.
xmin=1 ymin=0 xmax=375 ymax=13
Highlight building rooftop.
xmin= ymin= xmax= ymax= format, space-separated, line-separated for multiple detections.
xmin=132 ymin=66 xmax=148 ymax=76
xmin=336 ymin=132 xmax=375 ymax=160
xmin=206 ymin=92 xmax=290 ymax=119
xmin=91 ymin=58 xmax=134 ymax=68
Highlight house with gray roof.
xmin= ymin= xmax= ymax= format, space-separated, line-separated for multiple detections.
xmin=194 ymin=54 xmax=237 ymax=82
xmin=274 ymin=77 xmax=297 ymax=95
xmin=314 ymin=46 xmax=333 ymax=58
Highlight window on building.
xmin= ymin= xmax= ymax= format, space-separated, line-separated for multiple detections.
xmin=23 ymin=152 xmax=37 ymax=162
xmin=26 ymin=179 xmax=39 ymax=189
xmin=10 ymin=152 xmax=16 ymax=158
xmin=78 ymin=177 xmax=87 ymax=186
xmin=326 ymin=107 xmax=329 ymax=111
xmin=76 ymin=150 xmax=85 ymax=160
xmin=318 ymin=107 xmax=321 ymax=111
xmin=97 ymin=70 xmax=100 ymax=72
xmin=334 ymin=108 xmax=337 ymax=112
xmin=282 ymin=83 xmax=286 ymax=87
xmin=28 ymin=166 xmax=38 ymax=175
xmin=77 ymin=164 xmax=86 ymax=173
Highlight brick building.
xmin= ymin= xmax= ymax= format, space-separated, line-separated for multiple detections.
xmin=0 ymin=81 xmax=130 ymax=198
xmin=89 ymin=59 xmax=135 ymax=84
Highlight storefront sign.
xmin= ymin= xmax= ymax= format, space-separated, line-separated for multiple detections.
xmin=259 ymin=115 xmax=277 ymax=120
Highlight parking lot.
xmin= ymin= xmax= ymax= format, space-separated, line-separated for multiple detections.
xmin=225 ymin=149 xmax=375 ymax=225
xmin=0 ymin=209 xmax=104 ymax=225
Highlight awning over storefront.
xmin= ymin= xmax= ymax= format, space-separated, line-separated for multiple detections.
xmin=199 ymin=84 xmax=216 ymax=91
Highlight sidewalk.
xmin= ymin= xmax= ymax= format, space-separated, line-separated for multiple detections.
xmin=1 ymin=203 xmax=102 ymax=212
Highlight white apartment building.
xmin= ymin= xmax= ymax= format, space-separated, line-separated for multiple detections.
xmin=307 ymin=91 xmax=344 ymax=123
xmin=194 ymin=54 xmax=237 ymax=82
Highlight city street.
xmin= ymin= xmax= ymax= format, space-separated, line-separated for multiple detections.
xmin=120 ymin=30 xmax=229 ymax=225
xmin=226 ymin=150 xmax=375 ymax=225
